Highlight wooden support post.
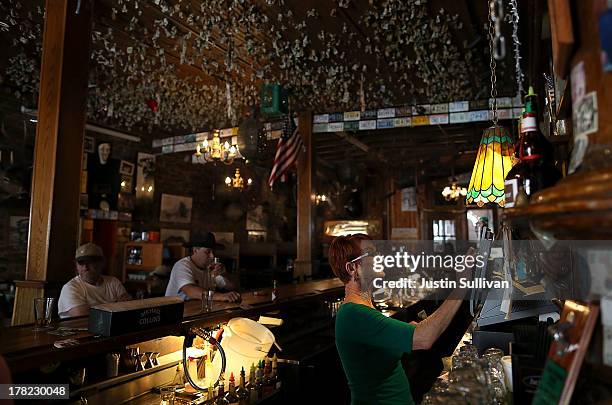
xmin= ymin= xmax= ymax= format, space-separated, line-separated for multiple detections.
xmin=295 ymin=111 xmax=313 ymax=282
xmin=12 ymin=0 xmax=93 ymax=325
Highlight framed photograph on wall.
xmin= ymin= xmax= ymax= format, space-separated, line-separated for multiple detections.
xmin=119 ymin=160 xmax=135 ymax=176
xmin=84 ymin=136 xmax=95 ymax=153
xmin=160 ymin=194 xmax=192 ymax=223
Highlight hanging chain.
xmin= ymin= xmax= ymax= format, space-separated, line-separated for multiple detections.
xmin=491 ymin=0 xmax=506 ymax=60
xmin=509 ymin=0 xmax=524 ymax=99
xmin=489 ymin=0 xmax=499 ymax=125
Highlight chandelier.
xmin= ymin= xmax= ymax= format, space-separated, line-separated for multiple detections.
xmin=225 ymin=168 xmax=252 ymax=189
xmin=442 ymin=180 xmax=467 ymax=202
xmin=194 ymin=129 xmax=243 ymax=165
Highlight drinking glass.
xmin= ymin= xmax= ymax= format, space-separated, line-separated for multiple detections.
xmin=33 ymin=297 xmax=55 ymax=331
xmin=160 ymin=386 xmax=175 ymax=405
xmin=201 ymin=290 xmax=214 ymax=312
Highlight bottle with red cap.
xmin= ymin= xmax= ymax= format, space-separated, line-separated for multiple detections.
xmin=504 ymin=86 xmax=561 ymax=207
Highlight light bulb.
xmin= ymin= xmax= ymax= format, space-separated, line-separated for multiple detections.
xmin=225 ymin=177 xmax=231 ymax=185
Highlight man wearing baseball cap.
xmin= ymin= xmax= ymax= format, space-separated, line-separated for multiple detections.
xmin=58 ymin=243 xmax=131 ymax=318
xmin=165 ymin=232 xmax=240 ymax=302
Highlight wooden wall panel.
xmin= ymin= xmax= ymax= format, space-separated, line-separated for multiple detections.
xmin=295 ymin=111 xmax=313 ymax=281
xmin=13 ymin=0 xmax=93 ymax=325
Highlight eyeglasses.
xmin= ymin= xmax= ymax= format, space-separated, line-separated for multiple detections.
xmin=348 ymin=250 xmax=379 ymax=264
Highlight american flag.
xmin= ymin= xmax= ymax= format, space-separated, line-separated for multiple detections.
xmin=268 ymin=115 xmax=303 ymax=188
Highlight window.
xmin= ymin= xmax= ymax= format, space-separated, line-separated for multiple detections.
xmin=433 ymin=219 xmax=456 ymax=252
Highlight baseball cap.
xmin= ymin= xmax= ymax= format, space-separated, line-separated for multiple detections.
xmin=75 ymin=243 xmax=104 ymax=261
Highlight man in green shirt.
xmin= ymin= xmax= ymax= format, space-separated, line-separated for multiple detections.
xmin=330 ymin=234 xmax=469 ymax=404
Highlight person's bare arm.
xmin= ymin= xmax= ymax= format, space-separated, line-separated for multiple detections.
xmin=412 ymin=293 xmax=464 ymax=350
xmin=63 ymin=304 xmax=90 ymax=318
xmin=413 ymin=248 xmax=474 ymax=350
xmin=180 ymin=284 xmax=239 ymax=302
xmin=180 ymin=284 xmax=204 ymax=300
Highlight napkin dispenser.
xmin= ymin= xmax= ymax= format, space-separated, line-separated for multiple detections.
xmin=89 ymin=296 xmax=184 ymax=337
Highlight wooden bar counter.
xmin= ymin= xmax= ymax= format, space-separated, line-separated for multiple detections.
xmin=0 ymin=278 xmax=344 ymax=374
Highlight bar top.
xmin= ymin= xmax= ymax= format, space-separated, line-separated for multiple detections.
xmin=0 ymin=278 xmax=344 ymax=373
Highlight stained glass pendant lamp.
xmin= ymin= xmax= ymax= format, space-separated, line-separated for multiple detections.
xmin=466 ymin=126 xmax=515 ymax=207
xmin=466 ymin=0 xmax=516 ymax=207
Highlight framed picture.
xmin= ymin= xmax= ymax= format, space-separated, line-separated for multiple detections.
xmin=247 ymin=230 xmax=267 ymax=243
xmin=160 ymin=194 xmax=192 ymax=223
xmin=119 ymin=160 xmax=135 ymax=176
xmin=136 ymin=152 xmax=155 ymax=199
xmin=246 ymin=205 xmax=268 ymax=231
xmin=213 ymin=232 xmax=234 ymax=245
xmin=160 ymin=228 xmax=191 ymax=244
xmin=84 ymin=136 xmax=95 ymax=153
xmin=400 ymin=187 xmax=417 ymax=212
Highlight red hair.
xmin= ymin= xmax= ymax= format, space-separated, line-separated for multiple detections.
xmin=329 ymin=234 xmax=371 ymax=283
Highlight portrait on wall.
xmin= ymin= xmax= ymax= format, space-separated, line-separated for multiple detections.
xmin=119 ymin=160 xmax=135 ymax=176
xmin=160 ymin=194 xmax=192 ymax=223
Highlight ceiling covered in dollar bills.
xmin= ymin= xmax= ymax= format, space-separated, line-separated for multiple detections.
xmin=0 ymin=0 xmax=526 ymax=140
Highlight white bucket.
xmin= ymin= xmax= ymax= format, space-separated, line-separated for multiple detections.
xmin=211 ymin=317 xmax=275 ymax=380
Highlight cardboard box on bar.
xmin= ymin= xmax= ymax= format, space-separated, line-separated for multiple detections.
xmin=89 ymin=297 xmax=184 ymax=337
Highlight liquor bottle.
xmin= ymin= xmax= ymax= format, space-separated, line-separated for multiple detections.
xmin=206 ymin=384 xmax=215 ymax=404
xmin=247 ymin=363 xmax=258 ymax=404
xmin=263 ymin=357 xmax=273 ymax=397
xmin=504 ymin=87 xmax=561 ymax=208
xmin=255 ymin=360 xmax=264 ymax=400
xmin=215 ymin=374 xmax=229 ymax=405
xmin=271 ymin=279 xmax=278 ymax=302
xmin=235 ymin=367 xmax=249 ymax=405
xmin=271 ymin=353 xmax=281 ymax=390
xmin=224 ymin=373 xmax=240 ymax=405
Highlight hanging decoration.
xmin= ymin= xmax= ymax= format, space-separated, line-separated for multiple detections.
xmin=442 ymin=181 xmax=467 ymax=202
xmin=1 ymin=0 xmax=494 ymax=133
xmin=466 ymin=0 xmax=515 ymax=208
xmin=193 ymin=130 xmax=243 ymax=165
xmin=509 ymin=0 xmax=525 ymax=99
xmin=225 ymin=168 xmax=252 ymax=189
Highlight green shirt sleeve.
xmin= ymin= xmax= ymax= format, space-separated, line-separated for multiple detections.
xmin=341 ymin=304 xmax=415 ymax=354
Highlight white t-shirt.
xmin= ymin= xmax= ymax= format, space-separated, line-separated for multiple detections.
xmin=165 ymin=257 xmax=227 ymax=301
xmin=58 ymin=275 xmax=129 ymax=318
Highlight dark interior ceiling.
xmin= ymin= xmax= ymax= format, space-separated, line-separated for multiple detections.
xmin=0 ymin=0 xmax=532 ymax=177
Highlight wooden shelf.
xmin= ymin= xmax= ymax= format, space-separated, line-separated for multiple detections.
xmin=502 ymin=167 xmax=612 ymax=238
